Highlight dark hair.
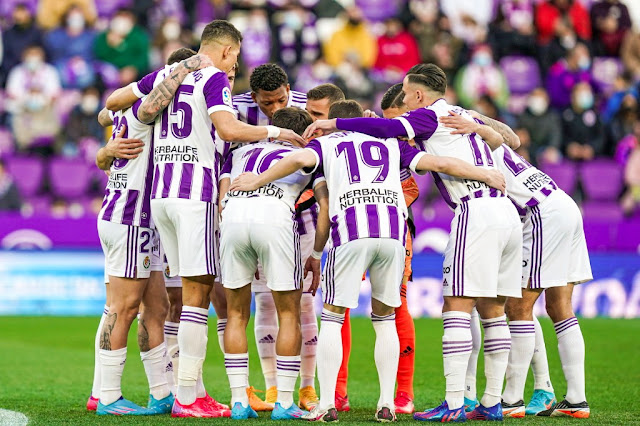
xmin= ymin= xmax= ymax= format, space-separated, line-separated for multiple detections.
xmin=250 ymin=63 xmax=288 ymax=93
xmin=201 ymin=20 xmax=243 ymax=46
xmin=166 ymin=47 xmax=197 ymax=65
xmin=328 ymin=100 xmax=364 ymax=119
xmin=380 ymin=83 xmax=404 ymax=110
xmin=406 ymin=63 xmax=447 ymax=95
xmin=307 ymin=84 xmax=345 ymax=104
xmin=272 ymin=107 xmax=313 ymax=136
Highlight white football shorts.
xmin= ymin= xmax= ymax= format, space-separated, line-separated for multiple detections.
xmin=322 ymin=238 xmax=404 ymax=309
xmin=98 ymin=220 xmax=154 ymax=279
xmin=442 ymin=197 xmax=522 ymax=298
xmin=522 ymin=190 xmax=592 ymax=289
xmin=151 ymin=228 xmax=182 ymax=287
xmin=150 ymin=198 xmax=218 ymax=278
xmin=221 ymin=198 xmax=302 ymax=292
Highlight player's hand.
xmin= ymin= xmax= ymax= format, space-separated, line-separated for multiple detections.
xmin=229 ymin=172 xmax=261 ymax=192
xmin=278 ymin=128 xmax=307 ymax=147
xmin=304 ymin=256 xmax=321 ymax=296
xmin=302 ymin=119 xmax=338 ymax=139
xmin=363 ymin=109 xmax=379 ymax=118
xmin=484 ymin=169 xmax=506 ymax=193
xmin=105 ymin=125 xmax=144 ymax=159
xmin=182 ymin=54 xmax=213 ymax=71
xmin=439 ymin=110 xmax=480 ymax=135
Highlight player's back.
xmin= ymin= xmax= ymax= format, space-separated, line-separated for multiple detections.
xmin=99 ymin=100 xmax=154 ymax=227
xmin=309 ymin=131 xmax=410 ymax=247
xmin=150 ymin=65 xmax=234 ymax=204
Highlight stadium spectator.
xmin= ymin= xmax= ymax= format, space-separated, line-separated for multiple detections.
xmin=150 ymin=17 xmax=192 ymax=69
xmin=44 ymin=5 xmax=97 ymax=89
xmin=6 ymin=45 xmax=61 ymax=153
xmin=0 ymin=158 xmax=22 ymax=212
xmin=374 ymin=18 xmax=421 ymax=76
xmin=518 ymin=88 xmax=564 ymax=165
xmin=561 ymin=82 xmax=606 ymax=161
xmin=61 ymin=86 xmax=103 ymax=156
xmin=323 ymin=7 xmax=377 ymax=69
xmin=621 ymin=30 xmax=640 ymax=80
xmin=274 ymin=5 xmax=320 ymax=71
xmin=620 ymin=119 xmax=640 ymax=215
xmin=606 ymin=91 xmax=638 ymax=154
xmin=546 ymin=42 xmax=594 ymax=109
xmin=590 ymin=0 xmax=632 ymax=57
xmin=538 ymin=15 xmax=589 ymax=72
xmin=602 ymin=72 xmax=638 ymax=123
xmin=36 ymin=0 xmax=96 ymax=31
xmin=441 ymin=0 xmax=493 ymax=46
xmin=454 ymin=44 xmax=509 ymax=110
xmin=488 ymin=2 xmax=537 ymax=59
xmin=240 ymin=9 xmax=272 ymax=71
xmin=94 ymin=9 xmax=150 ymax=85
xmin=355 ymin=0 xmax=402 ymax=23
xmin=0 ymin=3 xmax=43 ymax=86
xmin=535 ymin=0 xmax=591 ymax=45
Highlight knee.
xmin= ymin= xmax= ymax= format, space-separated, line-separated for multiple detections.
xmin=505 ymin=299 xmax=528 ymax=320
xmin=545 ymin=299 xmax=574 ymax=323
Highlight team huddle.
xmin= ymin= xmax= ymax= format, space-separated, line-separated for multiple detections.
xmin=89 ymin=19 xmax=592 ymax=422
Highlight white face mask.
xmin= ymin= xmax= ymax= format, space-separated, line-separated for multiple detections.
xmin=111 ymin=16 xmax=133 ymax=36
xmin=81 ymin=96 xmax=99 ymax=114
xmin=162 ymin=22 xmax=181 ymax=41
xmin=528 ymin=96 xmax=548 ymax=115
xmin=67 ymin=12 xmax=85 ymax=31
xmin=25 ymin=56 xmax=42 ymax=71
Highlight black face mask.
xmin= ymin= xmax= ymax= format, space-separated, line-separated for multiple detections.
xmin=348 ymin=18 xmax=362 ymax=26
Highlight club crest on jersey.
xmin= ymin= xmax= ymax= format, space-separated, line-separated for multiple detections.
xmin=222 ymin=87 xmax=232 ymax=107
xmin=165 ymin=266 xmax=171 ymax=278
xmin=143 ymin=256 xmax=150 ymax=269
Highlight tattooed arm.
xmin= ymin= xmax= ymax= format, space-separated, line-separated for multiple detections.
xmin=137 ymin=54 xmax=213 ymax=124
xmin=467 ymin=110 xmax=521 ymax=150
xmin=97 ymin=107 xmax=113 ymax=127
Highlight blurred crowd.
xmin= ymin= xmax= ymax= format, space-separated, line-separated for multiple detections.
xmin=0 ymin=0 xmax=640 ymax=219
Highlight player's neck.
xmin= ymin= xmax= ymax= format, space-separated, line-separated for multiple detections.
xmin=198 ymin=46 xmax=222 ymax=69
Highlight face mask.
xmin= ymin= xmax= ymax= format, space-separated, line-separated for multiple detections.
xmin=577 ymin=56 xmax=591 ymax=71
xmin=576 ymin=91 xmax=594 ymax=110
xmin=25 ymin=95 xmax=45 ymax=111
xmin=25 ymin=56 xmax=42 ymax=71
xmin=284 ymin=12 xmax=303 ymax=31
xmin=81 ymin=96 xmax=99 ymax=114
xmin=111 ymin=17 xmax=133 ymax=36
xmin=348 ymin=18 xmax=362 ymax=26
xmin=473 ymin=53 xmax=492 ymax=67
xmin=162 ymin=22 xmax=181 ymax=40
xmin=527 ymin=96 xmax=548 ymax=115
xmin=67 ymin=13 xmax=85 ymax=31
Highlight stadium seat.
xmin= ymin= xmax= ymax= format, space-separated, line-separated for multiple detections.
xmin=580 ymin=159 xmax=623 ymax=201
xmin=591 ymin=57 xmax=623 ymax=96
xmin=499 ymin=56 xmax=541 ymax=95
xmin=540 ymin=161 xmax=578 ymax=196
xmin=6 ymin=155 xmax=45 ymax=197
xmin=48 ymin=157 xmax=90 ymax=199
xmin=24 ymin=195 xmax=52 ymax=216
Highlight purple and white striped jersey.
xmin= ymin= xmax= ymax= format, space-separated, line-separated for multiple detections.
xmin=232 ymin=90 xmax=307 ymax=140
xmin=494 ymin=145 xmax=557 ymax=214
xmin=99 ymin=100 xmax=154 ymax=227
xmin=221 ymin=141 xmax=323 ymax=211
xmin=133 ymin=64 xmax=235 ymax=204
xmin=304 ymin=131 xmax=426 ymax=247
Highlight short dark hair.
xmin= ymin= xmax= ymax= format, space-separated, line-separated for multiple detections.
xmin=250 ymin=63 xmax=288 ymax=93
xmin=406 ymin=63 xmax=447 ymax=95
xmin=307 ymin=84 xmax=345 ymax=104
xmin=328 ymin=100 xmax=364 ymax=119
xmin=201 ymin=20 xmax=243 ymax=46
xmin=166 ymin=47 xmax=196 ymax=65
xmin=380 ymin=83 xmax=404 ymax=110
xmin=272 ymin=107 xmax=313 ymax=136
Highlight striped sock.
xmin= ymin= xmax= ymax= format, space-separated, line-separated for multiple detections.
xmin=502 ymin=320 xmax=535 ymax=404
xmin=318 ymin=310 xmax=345 ymax=410
xmin=554 ymin=317 xmax=586 ymax=403
xmin=216 ymin=318 xmax=227 ymax=354
xmin=481 ymin=315 xmax=511 ymax=408
xmin=277 ymin=355 xmax=301 ymax=409
xmin=442 ymin=311 xmax=472 ymax=410
xmin=177 ymin=307 xmax=208 ymax=405
xmin=225 ymin=353 xmax=249 ymax=406
xmin=531 ymin=316 xmax=554 ymax=392
xmin=164 ymin=321 xmax=179 ymax=395
xmin=372 ymin=313 xmax=399 ymax=408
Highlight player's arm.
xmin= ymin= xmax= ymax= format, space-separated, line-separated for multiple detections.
xmin=466 ymin=110 xmax=521 ymax=150
xmin=95 ymin=125 xmax=144 ymax=170
xmin=105 ymin=84 xmax=140 ymax=112
xmin=97 ymin=107 xmax=113 ymax=127
xmin=137 ymin=54 xmax=213 ymax=123
xmin=438 ymin=111 xmax=503 ymax=148
xmin=303 ymin=117 xmax=408 ymax=140
xmin=218 ymin=177 xmax=230 ymax=215
xmin=210 ymin=110 xmax=304 ymax=146
xmin=305 ymin=180 xmax=329 ymax=295
xmin=415 ymin=154 xmax=506 ymax=193
xmin=229 ymin=148 xmax=318 ymax=192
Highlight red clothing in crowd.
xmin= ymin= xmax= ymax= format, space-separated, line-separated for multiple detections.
xmin=536 ymin=1 xmax=592 ymax=45
xmin=374 ymin=31 xmax=421 ymax=73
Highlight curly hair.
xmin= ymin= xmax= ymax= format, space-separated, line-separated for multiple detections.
xmin=249 ymin=63 xmax=289 ymax=93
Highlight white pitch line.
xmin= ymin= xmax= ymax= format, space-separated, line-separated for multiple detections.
xmin=0 ymin=409 xmax=28 ymax=426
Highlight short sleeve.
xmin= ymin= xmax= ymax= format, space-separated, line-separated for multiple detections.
xmin=301 ymin=139 xmax=323 ymax=175
xmin=312 ymin=169 xmax=325 ymax=187
xmin=398 ymin=140 xmax=427 ymax=174
xmin=133 ymin=69 xmax=160 ymax=98
xmin=394 ymin=108 xmax=438 ymax=142
xmin=204 ymin=71 xmax=235 ymax=115
xmin=131 ymin=98 xmax=153 ymax=125
xmin=220 ymin=151 xmax=233 ymax=180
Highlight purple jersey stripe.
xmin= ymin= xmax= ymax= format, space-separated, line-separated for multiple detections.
xmin=122 ymin=190 xmax=139 ymax=225
xmin=388 ymin=205 xmax=399 ymax=240
xmin=431 ymin=171 xmax=456 ymax=209
xmin=178 ymin=163 xmax=194 ymax=199
xmin=330 ymin=216 xmax=341 ymax=247
xmin=151 ymin=164 xmax=160 ymax=199
xmin=201 ymin=167 xmax=213 ymax=203
xmin=366 ymin=204 xmax=380 ymax=238
xmin=140 ymin=136 xmax=154 ymax=227
xmin=248 ymin=106 xmax=259 ymax=126
xmin=161 ymin=163 xmax=173 ymax=198
xmin=102 ymin=191 xmax=122 ymax=221
xmin=344 ymin=207 xmax=359 ymax=242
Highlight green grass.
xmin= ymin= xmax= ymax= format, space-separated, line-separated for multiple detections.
xmin=0 ymin=317 xmax=639 ymax=425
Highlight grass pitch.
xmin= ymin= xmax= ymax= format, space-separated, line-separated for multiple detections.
xmin=0 ymin=317 xmax=639 ymax=425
